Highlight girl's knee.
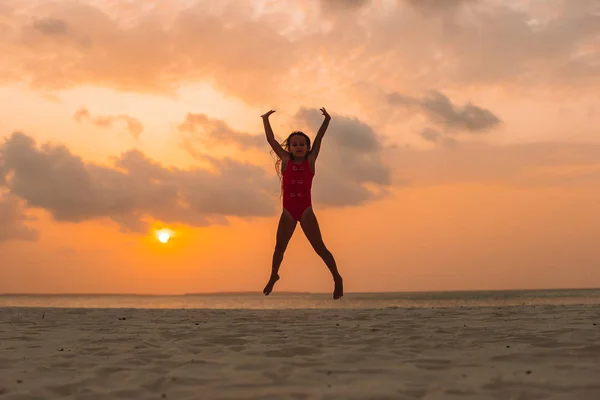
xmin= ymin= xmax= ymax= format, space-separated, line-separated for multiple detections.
xmin=315 ymin=244 xmax=330 ymax=257
xmin=274 ymin=242 xmax=288 ymax=254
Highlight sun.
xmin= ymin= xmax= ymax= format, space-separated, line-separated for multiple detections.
xmin=156 ymin=229 xmax=173 ymax=244
xmin=157 ymin=231 xmax=170 ymax=243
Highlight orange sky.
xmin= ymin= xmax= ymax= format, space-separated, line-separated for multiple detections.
xmin=1 ymin=0 xmax=599 ymax=294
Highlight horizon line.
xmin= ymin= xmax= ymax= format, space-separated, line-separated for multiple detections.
xmin=1 ymin=286 xmax=599 ymax=296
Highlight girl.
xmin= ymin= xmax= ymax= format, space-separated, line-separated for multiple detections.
xmin=261 ymin=107 xmax=344 ymax=300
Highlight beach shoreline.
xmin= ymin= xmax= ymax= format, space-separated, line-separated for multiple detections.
xmin=2 ymin=304 xmax=600 ymax=399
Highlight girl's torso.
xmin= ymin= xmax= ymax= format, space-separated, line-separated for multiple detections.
xmin=281 ymin=157 xmax=314 ymax=204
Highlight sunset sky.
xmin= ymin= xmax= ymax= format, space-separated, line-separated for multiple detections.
xmin=1 ymin=0 xmax=599 ymax=294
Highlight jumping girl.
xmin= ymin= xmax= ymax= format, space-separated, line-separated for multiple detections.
xmin=261 ymin=107 xmax=344 ymax=300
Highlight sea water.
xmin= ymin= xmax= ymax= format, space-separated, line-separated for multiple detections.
xmin=1 ymin=288 xmax=600 ymax=309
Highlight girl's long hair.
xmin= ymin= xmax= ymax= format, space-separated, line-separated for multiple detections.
xmin=270 ymin=131 xmax=312 ymax=198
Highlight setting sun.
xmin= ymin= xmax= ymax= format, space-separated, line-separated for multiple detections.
xmin=156 ymin=229 xmax=173 ymax=244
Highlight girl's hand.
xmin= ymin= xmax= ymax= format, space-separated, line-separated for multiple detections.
xmin=320 ymin=107 xmax=331 ymax=120
xmin=261 ymin=110 xmax=276 ymax=119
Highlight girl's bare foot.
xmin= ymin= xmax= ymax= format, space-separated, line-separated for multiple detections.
xmin=263 ymin=274 xmax=280 ymax=296
xmin=333 ymin=276 xmax=343 ymax=300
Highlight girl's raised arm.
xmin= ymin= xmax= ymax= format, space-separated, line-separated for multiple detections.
xmin=308 ymin=107 xmax=331 ymax=162
xmin=261 ymin=110 xmax=289 ymax=160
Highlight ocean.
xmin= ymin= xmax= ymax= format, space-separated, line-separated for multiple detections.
xmin=1 ymin=288 xmax=600 ymax=309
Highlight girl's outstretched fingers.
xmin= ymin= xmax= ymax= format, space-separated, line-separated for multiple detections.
xmin=261 ymin=110 xmax=276 ymax=118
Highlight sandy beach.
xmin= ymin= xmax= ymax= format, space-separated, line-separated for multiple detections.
xmin=1 ymin=305 xmax=600 ymax=399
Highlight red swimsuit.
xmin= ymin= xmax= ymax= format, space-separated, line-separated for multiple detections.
xmin=282 ymin=158 xmax=314 ymax=221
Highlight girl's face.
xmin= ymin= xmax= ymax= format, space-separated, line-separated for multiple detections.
xmin=289 ymin=135 xmax=308 ymax=157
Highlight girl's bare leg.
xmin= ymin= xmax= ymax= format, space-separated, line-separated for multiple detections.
xmin=263 ymin=210 xmax=297 ymax=296
xmin=300 ymin=207 xmax=343 ymax=299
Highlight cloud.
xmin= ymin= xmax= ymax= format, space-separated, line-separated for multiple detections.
xmin=32 ymin=17 xmax=69 ymax=35
xmin=421 ymin=91 xmax=501 ymax=132
xmin=0 ymin=193 xmax=39 ymax=243
xmin=74 ymin=107 xmax=143 ymax=139
xmin=388 ymin=90 xmax=501 ymax=133
xmin=387 ymin=90 xmax=501 ymax=144
xmin=0 ymin=132 xmax=278 ymax=232
xmin=0 ymin=0 xmax=596 ymax=108
xmin=438 ymin=1 xmax=600 ymax=86
xmin=178 ymin=113 xmax=264 ymax=152
xmin=420 ymin=127 xmax=441 ymax=143
xmin=26 ymin=15 xmax=92 ymax=48
xmin=403 ymin=0 xmax=474 ymax=16
xmin=320 ymin=0 xmax=371 ymax=13
xmin=0 ymin=2 xmax=298 ymax=103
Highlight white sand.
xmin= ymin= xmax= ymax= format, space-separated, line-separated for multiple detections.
xmin=1 ymin=305 xmax=600 ymax=399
